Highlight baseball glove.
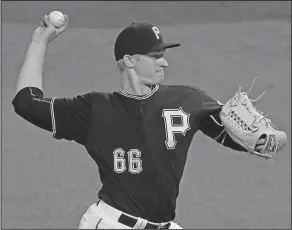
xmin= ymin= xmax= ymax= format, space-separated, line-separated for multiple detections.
xmin=219 ymin=78 xmax=287 ymax=159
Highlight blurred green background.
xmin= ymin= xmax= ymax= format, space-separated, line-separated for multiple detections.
xmin=2 ymin=1 xmax=291 ymax=229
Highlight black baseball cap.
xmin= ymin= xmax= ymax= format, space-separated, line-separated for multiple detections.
xmin=114 ymin=22 xmax=181 ymax=61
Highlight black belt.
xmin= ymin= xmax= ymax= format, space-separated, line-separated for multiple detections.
xmin=118 ymin=213 xmax=170 ymax=229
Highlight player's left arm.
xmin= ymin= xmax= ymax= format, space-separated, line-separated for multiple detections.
xmin=198 ymin=90 xmax=248 ymax=151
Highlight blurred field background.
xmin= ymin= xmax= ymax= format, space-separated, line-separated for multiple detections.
xmin=2 ymin=1 xmax=291 ymax=229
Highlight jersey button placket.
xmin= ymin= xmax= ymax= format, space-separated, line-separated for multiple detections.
xmin=141 ymin=100 xmax=152 ymax=125
xmin=140 ymin=99 xmax=155 ymax=155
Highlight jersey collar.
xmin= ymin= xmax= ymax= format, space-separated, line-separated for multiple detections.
xmin=118 ymin=85 xmax=159 ymax=100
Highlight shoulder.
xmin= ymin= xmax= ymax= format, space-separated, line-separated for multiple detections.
xmin=56 ymin=91 xmax=112 ymax=107
xmin=85 ymin=91 xmax=122 ymax=105
xmin=87 ymin=91 xmax=111 ymax=99
xmin=158 ymin=84 xmax=209 ymax=97
xmin=158 ymin=84 xmax=223 ymax=107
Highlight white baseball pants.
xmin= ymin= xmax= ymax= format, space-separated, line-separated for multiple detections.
xmin=78 ymin=199 xmax=183 ymax=229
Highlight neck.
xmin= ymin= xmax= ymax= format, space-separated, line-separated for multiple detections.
xmin=120 ymin=70 xmax=152 ymax=96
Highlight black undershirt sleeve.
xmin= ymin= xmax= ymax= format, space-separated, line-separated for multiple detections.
xmin=198 ymin=90 xmax=247 ymax=152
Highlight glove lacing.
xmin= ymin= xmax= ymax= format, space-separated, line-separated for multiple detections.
xmin=225 ymin=77 xmax=276 ymax=132
xmin=240 ymin=77 xmax=278 ymax=131
xmin=210 ymin=77 xmax=277 ymax=145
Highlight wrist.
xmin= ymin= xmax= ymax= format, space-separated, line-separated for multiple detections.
xmin=27 ymin=40 xmax=47 ymax=57
xmin=30 ymin=39 xmax=48 ymax=48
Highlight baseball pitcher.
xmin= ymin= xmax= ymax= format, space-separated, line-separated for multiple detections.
xmin=12 ymin=14 xmax=287 ymax=229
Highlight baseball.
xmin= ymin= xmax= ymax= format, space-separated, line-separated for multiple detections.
xmin=48 ymin=11 xmax=65 ymax=28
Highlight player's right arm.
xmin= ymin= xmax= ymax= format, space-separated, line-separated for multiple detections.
xmin=12 ymin=88 xmax=92 ymax=145
xmin=12 ymin=14 xmax=92 ymax=145
xmin=16 ymin=14 xmax=68 ymax=94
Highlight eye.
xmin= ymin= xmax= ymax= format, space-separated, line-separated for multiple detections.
xmin=147 ymin=52 xmax=164 ymax=59
xmin=155 ymin=54 xmax=164 ymax=59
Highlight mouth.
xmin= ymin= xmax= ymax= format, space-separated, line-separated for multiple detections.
xmin=156 ymin=69 xmax=164 ymax=73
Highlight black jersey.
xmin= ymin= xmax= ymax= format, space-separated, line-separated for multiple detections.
xmin=12 ymin=85 xmax=246 ymax=222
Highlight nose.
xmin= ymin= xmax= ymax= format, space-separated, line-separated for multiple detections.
xmin=159 ymin=57 xmax=168 ymax=68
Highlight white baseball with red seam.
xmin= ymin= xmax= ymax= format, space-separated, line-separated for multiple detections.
xmin=48 ymin=11 xmax=65 ymax=28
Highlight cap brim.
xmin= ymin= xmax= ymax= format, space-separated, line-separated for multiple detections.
xmin=162 ymin=42 xmax=181 ymax=49
xmin=151 ymin=42 xmax=181 ymax=52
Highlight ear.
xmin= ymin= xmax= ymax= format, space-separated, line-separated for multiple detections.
xmin=123 ymin=55 xmax=136 ymax=68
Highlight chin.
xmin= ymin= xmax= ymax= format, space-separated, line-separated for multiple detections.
xmin=155 ymin=73 xmax=165 ymax=83
xmin=151 ymin=78 xmax=164 ymax=85
xmin=145 ymin=81 xmax=163 ymax=87
xmin=143 ymin=74 xmax=164 ymax=86
xmin=156 ymin=79 xmax=164 ymax=85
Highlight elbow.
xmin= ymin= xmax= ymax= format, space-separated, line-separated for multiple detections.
xmin=12 ymin=87 xmax=37 ymax=119
xmin=12 ymin=87 xmax=43 ymax=118
xmin=12 ymin=95 xmax=32 ymax=117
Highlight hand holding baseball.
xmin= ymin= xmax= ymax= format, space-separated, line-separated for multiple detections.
xmin=48 ymin=11 xmax=66 ymax=28
xmin=32 ymin=12 xmax=69 ymax=44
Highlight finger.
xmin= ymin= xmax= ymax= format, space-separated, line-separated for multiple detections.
xmin=56 ymin=14 xmax=69 ymax=34
xmin=255 ymin=147 xmax=263 ymax=152
xmin=257 ymin=138 xmax=266 ymax=145
xmin=40 ymin=15 xmax=47 ymax=27
xmin=43 ymin=15 xmax=55 ymax=30
xmin=255 ymin=144 xmax=264 ymax=150
xmin=40 ymin=19 xmax=45 ymax=27
xmin=64 ymin=14 xmax=69 ymax=26
xmin=255 ymin=145 xmax=264 ymax=152
xmin=33 ymin=27 xmax=42 ymax=35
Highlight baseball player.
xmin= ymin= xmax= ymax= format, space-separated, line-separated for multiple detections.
xmin=13 ymin=15 xmax=273 ymax=229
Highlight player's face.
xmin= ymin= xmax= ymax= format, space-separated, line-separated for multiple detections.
xmin=134 ymin=50 xmax=168 ymax=85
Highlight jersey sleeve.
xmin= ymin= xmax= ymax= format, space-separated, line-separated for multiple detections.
xmin=52 ymin=92 xmax=92 ymax=145
xmin=198 ymin=89 xmax=247 ymax=152
xmin=12 ymin=87 xmax=92 ymax=145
